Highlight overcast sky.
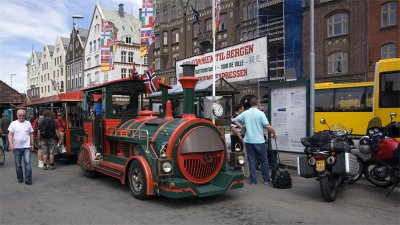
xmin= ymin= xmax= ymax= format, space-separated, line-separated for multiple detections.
xmin=0 ymin=0 xmax=141 ymax=93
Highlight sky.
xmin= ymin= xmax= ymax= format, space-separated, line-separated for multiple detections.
xmin=0 ymin=0 xmax=142 ymax=94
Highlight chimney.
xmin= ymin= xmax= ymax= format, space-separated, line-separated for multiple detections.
xmin=119 ymin=4 xmax=124 ymax=17
xmin=179 ymin=63 xmax=198 ymax=119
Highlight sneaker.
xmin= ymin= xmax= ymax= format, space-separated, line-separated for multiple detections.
xmin=18 ymin=179 xmax=23 ymax=183
xmin=42 ymin=165 xmax=48 ymax=170
xmin=49 ymin=165 xmax=56 ymax=170
xmin=38 ymin=161 xmax=44 ymax=168
xmin=25 ymin=180 xmax=32 ymax=185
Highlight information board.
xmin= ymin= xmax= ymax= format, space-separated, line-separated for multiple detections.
xmin=270 ymin=84 xmax=308 ymax=153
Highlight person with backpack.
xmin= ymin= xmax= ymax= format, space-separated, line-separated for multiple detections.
xmin=38 ymin=110 xmax=60 ymax=170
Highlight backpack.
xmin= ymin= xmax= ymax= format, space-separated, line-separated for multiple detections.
xmin=271 ymin=163 xmax=293 ymax=189
xmin=39 ymin=119 xmax=56 ymax=139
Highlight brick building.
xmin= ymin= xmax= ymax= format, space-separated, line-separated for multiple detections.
xmin=148 ymin=0 xmax=259 ymax=85
xmin=302 ymin=0 xmax=369 ymax=82
xmin=302 ymin=0 xmax=399 ymax=82
xmin=367 ymin=0 xmax=400 ymax=80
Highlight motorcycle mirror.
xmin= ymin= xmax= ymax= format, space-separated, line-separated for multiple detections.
xmin=320 ymin=118 xmax=326 ymax=124
xmin=390 ymin=112 xmax=397 ymax=122
xmin=348 ymin=128 xmax=353 ymax=135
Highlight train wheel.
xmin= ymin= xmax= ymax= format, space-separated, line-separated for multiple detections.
xmin=78 ymin=148 xmax=96 ymax=178
xmin=128 ymin=160 xmax=149 ymax=200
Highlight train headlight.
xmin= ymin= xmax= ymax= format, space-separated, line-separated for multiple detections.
xmin=234 ymin=143 xmax=242 ymax=152
xmin=237 ymin=155 xmax=245 ymax=165
xmin=162 ymin=162 xmax=172 ymax=173
xmin=229 ymin=152 xmax=246 ymax=168
xmin=157 ymin=158 xmax=173 ymax=176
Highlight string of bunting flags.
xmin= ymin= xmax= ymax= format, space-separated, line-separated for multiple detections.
xmin=100 ymin=19 xmax=118 ymax=72
xmin=140 ymin=0 xmax=156 ymax=57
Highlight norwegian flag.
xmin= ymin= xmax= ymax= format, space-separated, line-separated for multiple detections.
xmin=141 ymin=64 xmax=159 ymax=94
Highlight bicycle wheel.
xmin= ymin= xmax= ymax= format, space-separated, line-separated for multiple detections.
xmin=0 ymin=147 xmax=5 ymax=165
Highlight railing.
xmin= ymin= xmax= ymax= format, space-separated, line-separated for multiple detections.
xmin=107 ymin=128 xmax=150 ymax=153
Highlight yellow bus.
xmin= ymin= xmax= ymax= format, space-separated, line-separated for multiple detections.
xmin=373 ymin=58 xmax=400 ymax=126
xmin=314 ymin=82 xmax=374 ymax=136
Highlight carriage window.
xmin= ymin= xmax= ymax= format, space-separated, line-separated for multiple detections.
xmin=111 ymin=86 xmax=142 ymax=116
xmin=379 ymin=72 xmax=400 ymax=108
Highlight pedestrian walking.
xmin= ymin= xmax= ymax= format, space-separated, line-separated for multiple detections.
xmin=38 ymin=110 xmax=59 ymax=170
xmin=32 ymin=110 xmax=45 ymax=167
xmin=0 ymin=112 xmax=11 ymax=151
xmin=8 ymin=109 xmax=34 ymax=184
xmin=234 ymin=97 xmax=278 ymax=185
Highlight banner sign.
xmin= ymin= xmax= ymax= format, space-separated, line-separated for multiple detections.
xmin=176 ymin=36 xmax=268 ymax=82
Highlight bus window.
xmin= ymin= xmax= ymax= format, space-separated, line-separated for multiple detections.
xmin=365 ymin=86 xmax=374 ymax=110
xmin=315 ymin=89 xmax=334 ymax=112
xmin=335 ymin=87 xmax=369 ymax=112
xmin=379 ymin=72 xmax=400 ymax=108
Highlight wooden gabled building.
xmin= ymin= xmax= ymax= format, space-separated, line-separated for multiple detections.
xmin=0 ymin=80 xmax=26 ymax=113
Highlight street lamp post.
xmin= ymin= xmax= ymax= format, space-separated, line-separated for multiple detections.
xmin=10 ymin=74 xmax=16 ymax=88
xmin=72 ymin=15 xmax=84 ymax=91
xmin=179 ymin=0 xmax=190 ymax=58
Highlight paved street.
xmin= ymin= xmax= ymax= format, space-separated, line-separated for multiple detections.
xmin=0 ymin=151 xmax=399 ymax=225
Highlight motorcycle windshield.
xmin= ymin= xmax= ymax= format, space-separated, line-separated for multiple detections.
xmin=329 ymin=124 xmax=347 ymax=131
xmin=367 ymin=117 xmax=382 ymax=129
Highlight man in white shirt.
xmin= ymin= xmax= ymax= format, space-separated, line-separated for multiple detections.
xmin=8 ymin=109 xmax=34 ymax=185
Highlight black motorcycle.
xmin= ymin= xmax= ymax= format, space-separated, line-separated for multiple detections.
xmin=298 ymin=119 xmax=360 ymax=202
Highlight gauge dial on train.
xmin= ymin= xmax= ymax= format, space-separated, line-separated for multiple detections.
xmin=212 ymin=103 xmax=224 ymax=117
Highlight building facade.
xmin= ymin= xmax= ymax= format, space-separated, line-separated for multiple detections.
xmin=84 ymin=3 xmax=143 ymax=87
xmin=367 ymin=0 xmax=400 ymax=80
xmin=302 ymin=0 xmax=369 ymax=82
xmin=149 ymin=0 xmax=257 ymax=85
xmin=66 ymin=27 xmax=88 ymax=92
xmin=26 ymin=51 xmax=42 ymax=99
xmin=39 ymin=44 xmax=54 ymax=97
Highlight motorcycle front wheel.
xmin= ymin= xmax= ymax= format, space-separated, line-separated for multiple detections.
xmin=320 ymin=175 xmax=338 ymax=202
xmin=363 ymin=161 xmax=393 ymax=188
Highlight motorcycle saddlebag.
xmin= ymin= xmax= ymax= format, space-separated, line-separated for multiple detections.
xmin=331 ymin=152 xmax=359 ymax=176
xmin=297 ymin=156 xmax=315 ymax=178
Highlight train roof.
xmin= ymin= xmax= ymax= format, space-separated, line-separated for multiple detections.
xmin=27 ymin=91 xmax=82 ymax=106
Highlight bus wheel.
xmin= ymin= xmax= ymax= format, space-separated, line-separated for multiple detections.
xmin=128 ymin=160 xmax=149 ymax=200
xmin=78 ymin=148 xmax=95 ymax=178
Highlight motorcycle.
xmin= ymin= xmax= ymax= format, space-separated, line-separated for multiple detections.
xmin=297 ymin=119 xmax=360 ymax=202
xmin=359 ymin=112 xmax=400 ymax=195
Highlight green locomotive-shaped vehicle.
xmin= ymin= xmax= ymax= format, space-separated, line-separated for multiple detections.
xmin=78 ymin=63 xmax=244 ymax=199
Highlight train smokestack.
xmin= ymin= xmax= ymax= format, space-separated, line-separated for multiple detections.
xmin=179 ymin=63 xmax=198 ymax=119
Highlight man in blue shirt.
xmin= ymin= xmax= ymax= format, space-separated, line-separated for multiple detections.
xmin=94 ymin=98 xmax=102 ymax=159
xmin=94 ymin=98 xmax=103 ymax=116
xmin=234 ymin=97 xmax=278 ymax=185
